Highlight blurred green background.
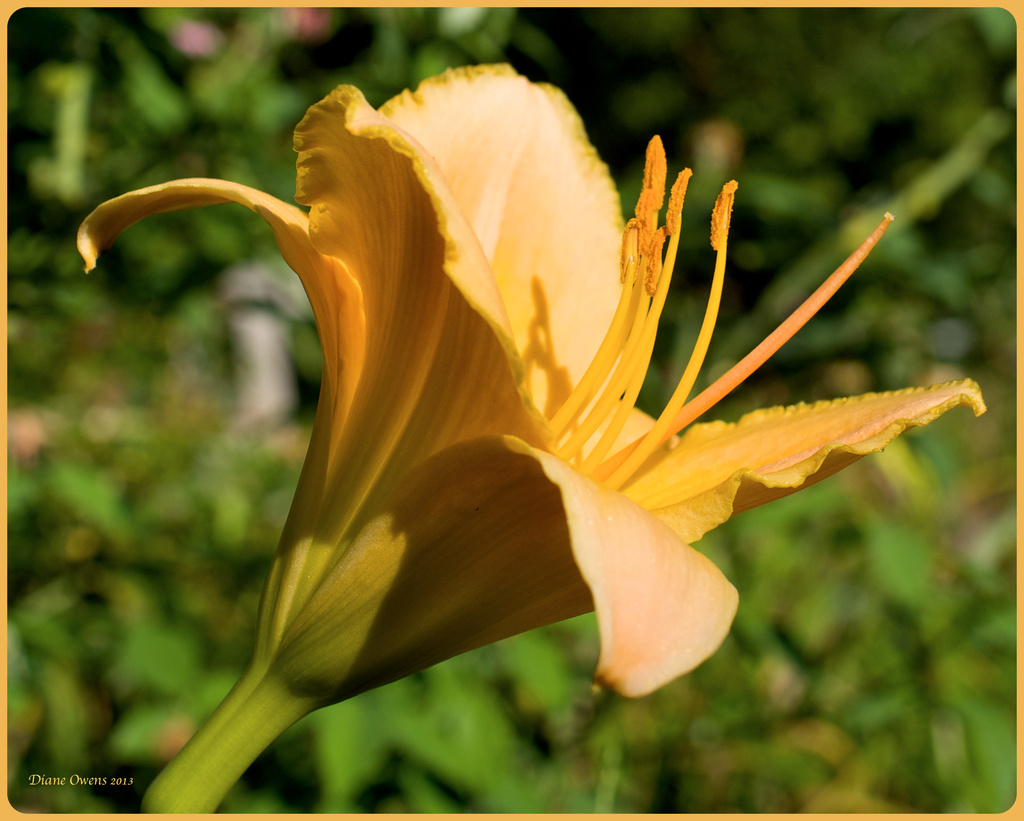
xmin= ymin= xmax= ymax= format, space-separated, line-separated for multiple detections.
xmin=7 ymin=7 xmax=1015 ymax=813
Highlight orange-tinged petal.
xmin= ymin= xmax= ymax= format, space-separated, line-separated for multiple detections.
xmin=378 ymin=65 xmax=625 ymax=416
xmin=270 ymin=436 xmax=593 ymax=703
xmin=529 ymin=445 xmax=738 ymax=697
xmin=262 ymin=271 xmax=551 ymax=643
xmin=294 ymin=81 xmax=517 ymax=347
xmin=624 ymin=379 xmax=986 ymax=543
xmin=284 ymin=84 xmax=552 ymax=587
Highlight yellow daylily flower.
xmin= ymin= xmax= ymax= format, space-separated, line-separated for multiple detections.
xmin=77 ymin=64 xmax=985 ymax=811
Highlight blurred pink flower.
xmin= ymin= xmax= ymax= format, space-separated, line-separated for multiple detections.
xmin=279 ymin=8 xmax=332 ymax=45
xmin=169 ymin=19 xmax=224 ymax=59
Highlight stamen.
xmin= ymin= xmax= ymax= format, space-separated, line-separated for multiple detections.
xmin=644 ymin=227 xmax=667 ymax=295
xmin=595 ymin=211 xmax=896 ymax=486
xmin=710 ymin=180 xmax=737 ymax=251
xmin=580 ymin=224 xmax=682 ymax=471
xmin=665 ymin=169 xmax=693 ymax=237
xmin=556 ymin=283 xmax=653 ymax=462
xmin=636 ymin=136 xmax=667 ymax=240
xmin=601 ymin=181 xmax=737 ymax=488
xmin=553 ymin=158 xmax=693 ymax=467
xmin=549 ymin=259 xmax=643 ymax=439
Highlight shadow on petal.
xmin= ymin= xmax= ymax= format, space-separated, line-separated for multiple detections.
xmin=273 ymin=436 xmax=594 ymax=704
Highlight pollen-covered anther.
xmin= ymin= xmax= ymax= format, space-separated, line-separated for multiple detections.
xmin=711 ymin=180 xmax=738 ymax=251
xmin=664 ymin=168 xmax=693 ymax=238
xmin=636 ymin=136 xmax=668 ymax=238
xmin=644 ymin=227 xmax=667 ymax=295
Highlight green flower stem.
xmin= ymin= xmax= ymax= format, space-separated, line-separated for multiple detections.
xmin=142 ymin=664 xmax=316 ymax=813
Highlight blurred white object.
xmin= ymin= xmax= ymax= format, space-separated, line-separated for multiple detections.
xmin=219 ymin=261 xmax=306 ymax=432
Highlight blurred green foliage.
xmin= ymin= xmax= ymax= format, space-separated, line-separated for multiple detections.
xmin=8 ymin=7 xmax=1015 ymax=813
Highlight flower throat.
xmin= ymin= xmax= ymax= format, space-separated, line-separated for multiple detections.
xmin=550 ymin=135 xmax=894 ymax=491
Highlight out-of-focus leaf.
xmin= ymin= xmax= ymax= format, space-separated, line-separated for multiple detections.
xmin=106 ymin=26 xmax=189 ymax=134
xmin=311 ymin=699 xmax=387 ymax=812
xmin=39 ymin=659 xmax=91 ymax=771
xmin=382 ymin=662 xmax=517 ymax=798
xmin=111 ymin=619 xmax=200 ymax=696
xmin=26 ymin=62 xmax=91 ymax=205
xmin=500 ymin=629 xmax=575 ymax=714
xmin=108 ymin=704 xmax=174 ymax=762
xmin=970 ymin=606 xmax=1016 ymax=650
xmin=47 ymin=462 xmax=131 ymax=541
xmin=865 ymin=517 xmax=932 ymax=608
xmin=8 ymin=459 xmax=41 ymax=519
xmin=955 ymin=697 xmax=1016 ymax=812
xmin=212 ymin=485 xmax=251 ymax=550
xmin=397 ymin=768 xmax=463 ymax=813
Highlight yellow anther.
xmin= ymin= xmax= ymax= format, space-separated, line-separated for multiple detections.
xmin=619 ymin=218 xmax=641 ymax=283
xmin=711 ymin=180 xmax=738 ymax=251
xmin=644 ymin=227 xmax=667 ymax=295
xmin=640 ymin=136 xmax=667 ymax=209
xmin=664 ymin=168 xmax=692 ymax=237
xmin=636 ymin=136 xmax=668 ymax=237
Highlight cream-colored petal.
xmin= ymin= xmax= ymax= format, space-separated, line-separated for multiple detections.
xmin=624 ymin=379 xmax=986 ymax=543
xmin=270 ymin=436 xmax=593 ymax=703
xmin=379 ymin=65 xmax=625 ymax=415
xmin=529 ymin=445 xmax=738 ymax=697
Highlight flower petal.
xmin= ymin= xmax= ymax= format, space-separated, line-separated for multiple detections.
xmin=270 ymin=436 xmax=594 ymax=703
xmin=624 ymin=379 xmax=986 ymax=543
xmin=294 ymin=82 xmax=516 ymax=344
xmin=379 ymin=65 xmax=625 ymax=415
xmin=529 ymin=446 xmax=739 ymax=697
xmin=272 ymin=434 xmax=736 ymax=703
xmin=289 ymin=83 xmax=551 ymax=556
xmin=75 ymin=175 xmax=549 ymax=649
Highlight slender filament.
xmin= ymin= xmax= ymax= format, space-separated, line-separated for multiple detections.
xmin=601 ymin=182 xmax=736 ymax=487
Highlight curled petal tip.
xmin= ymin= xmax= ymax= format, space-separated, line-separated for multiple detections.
xmin=77 ymin=225 xmax=99 ymax=273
